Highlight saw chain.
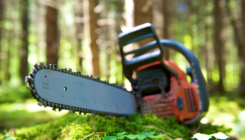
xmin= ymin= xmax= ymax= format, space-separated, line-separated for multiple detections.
xmin=25 ymin=62 xmax=135 ymax=116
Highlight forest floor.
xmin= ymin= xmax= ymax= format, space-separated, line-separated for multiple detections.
xmin=0 ymin=86 xmax=244 ymax=140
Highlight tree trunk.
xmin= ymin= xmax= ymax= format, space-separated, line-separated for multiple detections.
xmin=225 ymin=0 xmax=243 ymax=90
xmin=0 ymin=0 xmax=4 ymax=84
xmin=204 ymin=23 xmax=213 ymax=86
xmin=134 ymin=0 xmax=153 ymax=46
xmin=240 ymin=0 xmax=245 ymax=91
xmin=7 ymin=30 xmax=11 ymax=80
xmin=114 ymin=0 xmax=124 ymax=84
xmin=213 ymin=0 xmax=225 ymax=92
xmin=46 ymin=4 xmax=59 ymax=65
xmin=101 ymin=1 xmax=111 ymax=80
xmin=162 ymin=0 xmax=169 ymax=59
xmin=74 ymin=1 xmax=83 ymax=72
xmin=20 ymin=0 xmax=29 ymax=84
xmin=83 ymin=0 xmax=100 ymax=77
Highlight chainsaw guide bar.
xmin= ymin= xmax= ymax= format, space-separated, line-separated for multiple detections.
xmin=25 ymin=62 xmax=137 ymax=116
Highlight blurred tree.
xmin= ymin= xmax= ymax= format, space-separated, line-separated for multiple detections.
xmin=134 ymin=0 xmax=153 ymax=25
xmin=46 ymin=1 xmax=59 ymax=65
xmin=225 ymin=0 xmax=244 ymax=91
xmin=84 ymin=0 xmax=100 ymax=77
xmin=0 ymin=0 xmax=243 ymax=92
xmin=114 ymin=0 xmax=124 ymax=35
xmin=213 ymin=0 xmax=225 ymax=92
xmin=0 ymin=0 xmax=4 ymax=84
xmin=240 ymin=0 xmax=245 ymax=91
xmin=134 ymin=0 xmax=153 ymax=46
xmin=162 ymin=0 xmax=169 ymax=59
xmin=6 ymin=30 xmax=11 ymax=80
xmin=100 ymin=0 xmax=111 ymax=80
xmin=113 ymin=0 xmax=124 ymax=84
xmin=74 ymin=1 xmax=83 ymax=72
xmin=20 ymin=0 xmax=29 ymax=83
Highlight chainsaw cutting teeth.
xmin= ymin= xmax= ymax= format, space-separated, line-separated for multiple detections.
xmin=27 ymin=86 xmax=31 ymax=90
xmin=53 ymin=64 xmax=57 ymax=69
xmin=30 ymin=73 xmax=35 ymax=77
xmin=68 ymin=68 xmax=72 ymax=74
xmin=34 ymin=94 xmax=39 ymax=99
xmin=37 ymin=99 xmax=43 ymax=106
xmin=62 ymin=68 xmax=67 ymax=73
xmin=44 ymin=101 xmax=47 ymax=107
xmin=25 ymin=76 xmax=29 ymax=83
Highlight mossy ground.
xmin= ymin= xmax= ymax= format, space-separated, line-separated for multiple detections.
xmin=1 ymin=112 xmax=231 ymax=140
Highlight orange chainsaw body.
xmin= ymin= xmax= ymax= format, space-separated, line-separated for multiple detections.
xmin=137 ymin=60 xmax=200 ymax=123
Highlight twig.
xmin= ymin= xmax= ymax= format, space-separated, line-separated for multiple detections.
xmin=82 ymin=133 xmax=95 ymax=140
xmin=147 ymin=125 xmax=178 ymax=139
xmin=95 ymin=134 xmax=101 ymax=140
xmin=81 ymin=114 xmax=106 ymax=140
xmin=190 ymin=123 xmax=202 ymax=135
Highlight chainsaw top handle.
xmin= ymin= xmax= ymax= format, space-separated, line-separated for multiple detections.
xmin=118 ymin=23 xmax=178 ymax=84
xmin=134 ymin=39 xmax=209 ymax=121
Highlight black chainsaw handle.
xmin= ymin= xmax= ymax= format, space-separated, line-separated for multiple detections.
xmin=134 ymin=39 xmax=209 ymax=123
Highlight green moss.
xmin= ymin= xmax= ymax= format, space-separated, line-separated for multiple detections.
xmin=15 ymin=113 xmax=79 ymax=140
xmin=0 ymin=100 xmax=64 ymax=133
xmin=9 ymin=113 xmax=230 ymax=140
xmin=198 ymin=123 xmax=232 ymax=135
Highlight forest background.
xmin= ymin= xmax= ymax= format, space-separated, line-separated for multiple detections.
xmin=0 ymin=0 xmax=245 ymax=139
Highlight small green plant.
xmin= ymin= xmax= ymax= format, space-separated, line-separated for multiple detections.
xmin=2 ymin=135 xmax=16 ymax=140
xmin=103 ymin=132 xmax=164 ymax=140
xmin=192 ymin=132 xmax=230 ymax=140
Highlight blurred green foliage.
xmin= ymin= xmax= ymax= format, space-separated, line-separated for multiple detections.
xmin=205 ymin=93 xmax=245 ymax=139
xmin=0 ymin=86 xmax=31 ymax=104
xmin=0 ymin=100 xmax=64 ymax=133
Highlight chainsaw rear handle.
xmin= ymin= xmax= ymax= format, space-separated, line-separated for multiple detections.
xmin=134 ymin=39 xmax=209 ymax=122
xmin=118 ymin=23 xmax=178 ymax=84
xmin=161 ymin=39 xmax=209 ymax=124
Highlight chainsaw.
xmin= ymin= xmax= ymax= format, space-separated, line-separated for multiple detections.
xmin=25 ymin=23 xmax=209 ymax=124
